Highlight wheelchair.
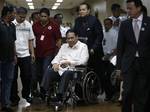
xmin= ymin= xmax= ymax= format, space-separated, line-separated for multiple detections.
xmin=47 ymin=65 xmax=102 ymax=111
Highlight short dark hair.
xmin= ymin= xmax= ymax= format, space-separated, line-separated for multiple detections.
xmin=111 ymin=3 xmax=121 ymax=11
xmin=126 ymin=0 xmax=143 ymax=8
xmin=39 ymin=8 xmax=50 ymax=16
xmin=66 ymin=29 xmax=77 ymax=36
xmin=16 ymin=7 xmax=27 ymax=14
xmin=31 ymin=11 xmax=39 ymax=19
xmin=80 ymin=2 xmax=91 ymax=10
xmin=142 ymin=5 xmax=147 ymax=16
xmin=1 ymin=5 xmax=15 ymax=18
xmin=104 ymin=18 xmax=113 ymax=23
xmin=54 ymin=13 xmax=63 ymax=19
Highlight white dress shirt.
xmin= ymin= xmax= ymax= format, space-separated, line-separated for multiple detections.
xmin=51 ymin=41 xmax=89 ymax=75
xmin=109 ymin=16 xmax=127 ymax=24
xmin=13 ymin=19 xmax=35 ymax=58
xmin=60 ymin=25 xmax=70 ymax=38
xmin=132 ymin=14 xmax=143 ymax=57
xmin=103 ymin=27 xmax=118 ymax=55
xmin=109 ymin=16 xmax=127 ymax=31
xmin=132 ymin=14 xmax=143 ymax=34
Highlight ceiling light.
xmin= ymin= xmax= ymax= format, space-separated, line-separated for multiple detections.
xmin=56 ymin=0 xmax=63 ymax=2
xmin=26 ymin=0 xmax=32 ymax=2
xmin=27 ymin=2 xmax=33 ymax=5
xmin=52 ymin=5 xmax=59 ymax=10
xmin=29 ymin=5 xmax=34 ymax=9
xmin=54 ymin=3 xmax=61 ymax=6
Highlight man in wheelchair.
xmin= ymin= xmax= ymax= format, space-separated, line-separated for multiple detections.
xmin=40 ymin=29 xmax=89 ymax=108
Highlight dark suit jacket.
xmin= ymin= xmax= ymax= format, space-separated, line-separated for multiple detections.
xmin=73 ymin=15 xmax=104 ymax=57
xmin=117 ymin=15 xmax=150 ymax=73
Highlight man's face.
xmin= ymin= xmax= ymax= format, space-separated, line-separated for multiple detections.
xmin=126 ymin=2 xmax=141 ymax=18
xmin=7 ymin=10 xmax=16 ymax=22
xmin=55 ymin=15 xmax=63 ymax=24
xmin=33 ymin=14 xmax=40 ymax=22
xmin=66 ymin=32 xmax=77 ymax=47
xmin=40 ymin=12 xmax=49 ymax=23
xmin=104 ymin=20 xmax=113 ymax=32
xmin=112 ymin=8 xmax=121 ymax=18
xmin=16 ymin=13 xmax=26 ymax=23
xmin=79 ymin=4 xmax=90 ymax=17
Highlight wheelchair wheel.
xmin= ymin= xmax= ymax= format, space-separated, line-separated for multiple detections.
xmin=82 ymin=71 xmax=101 ymax=104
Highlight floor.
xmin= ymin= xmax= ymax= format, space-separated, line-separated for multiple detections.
xmin=0 ymin=70 xmax=121 ymax=112
xmin=7 ymin=101 xmax=121 ymax=112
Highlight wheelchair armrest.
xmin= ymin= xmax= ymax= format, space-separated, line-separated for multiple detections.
xmin=74 ymin=65 xmax=87 ymax=73
xmin=75 ymin=65 xmax=86 ymax=68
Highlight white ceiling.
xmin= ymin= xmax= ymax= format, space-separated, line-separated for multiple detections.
xmin=6 ymin=0 xmax=85 ymax=10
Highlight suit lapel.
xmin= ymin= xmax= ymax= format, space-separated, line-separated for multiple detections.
xmin=138 ymin=16 xmax=147 ymax=43
xmin=128 ymin=19 xmax=137 ymax=44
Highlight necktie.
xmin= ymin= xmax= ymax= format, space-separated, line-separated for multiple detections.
xmin=133 ymin=19 xmax=140 ymax=43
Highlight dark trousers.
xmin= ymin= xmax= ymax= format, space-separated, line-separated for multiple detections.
xmin=103 ymin=61 xmax=115 ymax=99
xmin=122 ymin=58 xmax=150 ymax=112
xmin=0 ymin=63 xmax=1 ymax=102
xmin=0 ymin=61 xmax=15 ymax=107
xmin=11 ymin=56 xmax=31 ymax=101
xmin=35 ymin=55 xmax=54 ymax=89
xmin=41 ymin=68 xmax=74 ymax=96
xmin=145 ymin=94 xmax=150 ymax=112
xmin=88 ymin=50 xmax=104 ymax=93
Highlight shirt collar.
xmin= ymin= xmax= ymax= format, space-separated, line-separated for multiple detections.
xmin=133 ymin=13 xmax=143 ymax=22
xmin=1 ymin=19 xmax=13 ymax=26
xmin=13 ymin=19 xmax=25 ymax=26
xmin=67 ymin=41 xmax=80 ymax=49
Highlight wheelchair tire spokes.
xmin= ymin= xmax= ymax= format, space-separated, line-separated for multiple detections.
xmin=84 ymin=71 xmax=101 ymax=104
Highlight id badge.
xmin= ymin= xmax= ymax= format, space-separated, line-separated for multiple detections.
xmin=40 ymin=35 xmax=45 ymax=41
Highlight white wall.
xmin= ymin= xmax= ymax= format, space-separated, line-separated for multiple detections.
xmin=85 ymin=0 xmax=126 ymax=22
xmin=142 ymin=0 xmax=150 ymax=16
xmin=0 ymin=0 xmax=5 ymax=15
xmin=28 ymin=9 xmax=76 ymax=27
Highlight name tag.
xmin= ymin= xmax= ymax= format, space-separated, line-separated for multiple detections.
xmin=40 ymin=35 xmax=45 ymax=41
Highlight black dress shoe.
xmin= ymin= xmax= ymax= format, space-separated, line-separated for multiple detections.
xmin=26 ymin=97 xmax=33 ymax=103
xmin=11 ymin=97 xmax=20 ymax=106
xmin=11 ymin=101 xmax=19 ymax=106
xmin=1 ymin=107 xmax=14 ymax=112
xmin=117 ymin=100 xmax=122 ymax=106
xmin=54 ymin=101 xmax=63 ymax=111
xmin=104 ymin=97 xmax=112 ymax=102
